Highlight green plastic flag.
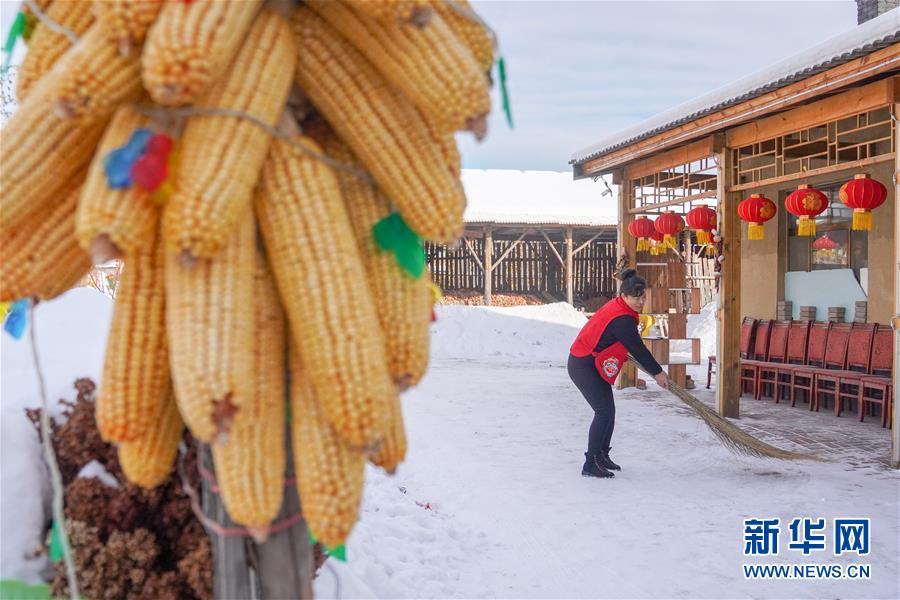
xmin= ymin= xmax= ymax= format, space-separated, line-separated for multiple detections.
xmin=307 ymin=531 xmax=347 ymax=562
xmin=498 ymin=56 xmax=513 ymax=129
xmin=2 ymin=11 xmax=25 ymax=71
xmin=49 ymin=521 xmax=63 ymax=563
xmin=373 ymin=212 xmax=425 ymax=279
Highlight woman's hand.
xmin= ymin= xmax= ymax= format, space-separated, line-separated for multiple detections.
xmin=654 ymin=372 xmax=669 ymax=388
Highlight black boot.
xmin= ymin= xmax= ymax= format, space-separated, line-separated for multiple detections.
xmin=597 ymin=447 xmax=621 ymax=471
xmin=582 ymin=452 xmax=614 ymax=478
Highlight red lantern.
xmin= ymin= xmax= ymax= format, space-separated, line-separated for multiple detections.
xmin=839 ymin=174 xmax=886 ymax=231
xmin=812 ymin=233 xmax=840 ymax=251
xmin=737 ymin=194 xmax=776 ymax=240
xmin=685 ymin=205 xmax=716 ymax=245
xmin=785 ymin=184 xmax=828 ymax=237
xmin=627 ymin=217 xmax=656 ymax=252
xmin=654 ymin=211 xmax=685 ymax=252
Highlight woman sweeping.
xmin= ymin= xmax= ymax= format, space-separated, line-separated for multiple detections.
xmin=568 ymin=268 xmax=668 ymax=478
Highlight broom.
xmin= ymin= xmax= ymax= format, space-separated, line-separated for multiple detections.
xmin=627 ymin=355 xmax=825 ymax=461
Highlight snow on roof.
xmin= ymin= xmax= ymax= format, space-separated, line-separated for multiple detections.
xmin=570 ymin=8 xmax=900 ymax=165
xmin=461 ymin=169 xmax=618 ymax=227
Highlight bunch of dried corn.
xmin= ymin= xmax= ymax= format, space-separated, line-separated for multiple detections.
xmin=4 ymin=0 xmax=498 ymax=549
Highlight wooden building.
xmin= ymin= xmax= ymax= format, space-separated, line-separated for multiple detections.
xmin=427 ymin=218 xmax=617 ymax=306
xmin=427 ymin=170 xmax=619 ymax=306
xmin=570 ymin=9 xmax=900 ymax=465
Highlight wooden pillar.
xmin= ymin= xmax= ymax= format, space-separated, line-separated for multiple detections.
xmin=716 ymin=147 xmax=741 ymax=418
xmin=483 ymin=226 xmax=493 ymax=306
xmin=565 ymin=227 xmax=574 ymax=305
xmin=891 ymin=103 xmax=899 ymax=468
xmin=617 ymin=181 xmax=636 ymax=389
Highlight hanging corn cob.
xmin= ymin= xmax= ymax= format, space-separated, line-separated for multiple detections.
xmin=166 ymin=203 xmax=255 ymax=444
xmin=16 ymin=0 xmax=94 ymax=101
xmin=75 ymin=104 xmax=162 ymax=262
xmin=0 ymin=180 xmax=92 ymax=303
xmin=117 ymin=387 xmax=182 ymax=489
xmin=292 ymin=7 xmax=467 ymax=244
xmin=140 ymin=0 xmax=262 ymax=105
xmin=50 ymin=22 xmax=143 ymax=119
xmin=1 ymin=49 xmax=108 ymax=238
xmin=162 ymin=9 xmax=295 ymax=261
xmin=432 ymin=0 xmax=494 ymax=73
xmin=93 ymin=0 xmax=164 ymax=57
xmin=307 ymin=0 xmax=489 ymax=137
xmin=369 ymin=395 xmax=407 ymax=474
xmin=317 ymin=130 xmax=433 ymax=389
xmin=211 ymin=247 xmax=286 ymax=539
xmin=290 ymin=344 xmax=366 ymax=550
xmin=21 ymin=0 xmax=54 ymax=42
xmin=345 ymin=0 xmax=432 ymax=26
xmin=95 ymin=222 xmax=168 ymax=443
xmin=255 ymin=129 xmax=394 ymax=451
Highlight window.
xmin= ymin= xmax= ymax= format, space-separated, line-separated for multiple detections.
xmin=785 ymin=182 xmax=868 ymax=279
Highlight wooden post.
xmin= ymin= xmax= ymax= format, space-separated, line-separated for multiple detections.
xmin=203 ymin=446 xmax=253 ymax=600
xmin=483 ymin=226 xmax=493 ymax=306
xmin=716 ymin=147 xmax=741 ymax=418
xmin=565 ymin=227 xmax=574 ymax=305
xmin=617 ymin=181 xmax=636 ymax=389
xmin=891 ymin=103 xmax=899 ymax=469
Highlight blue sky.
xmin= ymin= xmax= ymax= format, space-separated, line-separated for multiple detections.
xmin=459 ymin=0 xmax=858 ymax=171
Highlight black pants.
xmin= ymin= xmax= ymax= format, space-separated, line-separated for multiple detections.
xmin=568 ymin=353 xmax=615 ymax=455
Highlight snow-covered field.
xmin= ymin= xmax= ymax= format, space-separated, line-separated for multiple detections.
xmin=2 ymin=290 xmax=898 ymax=599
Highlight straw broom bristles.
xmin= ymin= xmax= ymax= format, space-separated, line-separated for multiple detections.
xmin=627 ymin=356 xmax=825 ymax=462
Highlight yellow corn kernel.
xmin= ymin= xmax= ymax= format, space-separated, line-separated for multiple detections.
xmin=141 ymin=0 xmax=262 ymax=105
xmin=290 ymin=344 xmax=365 ymax=549
xmin=0 ymin=180 xmax=92 ymax=303
xmin=1 ymin=49 xmax=107 ymax=239
xmin=308 ymin=0 xmax=489 ymax=136
xmin=76 ymin=104 xmax=160 ymax=261
xmin=345 ymin=0 xmax=432 ymax=25
xmin=211 ymin=247 xmax=286 ymax=534
xmin=369 ymin=395 xmax=407 ymax=474
xmin=316 ymin=131 xmax=432 ymax=389
xmin=93 ymin=0 xmax=164 ymax=57
xmin=292 ymin=7 xmax=466 ymax=244
xmin=432 ymin=0 xmax=494 ymax=73
xmin=51 ymin=22 xmax=142 ymax=119
xmin=17 ymin=0 xmax=94 ymax=101
xmin=118 ymin=387 xmax=182 ymax=489
xmin=165 ymin=202 xmax=254 ymax=444
xmin=255 ymin=132 xmax=394 ymax=451
xmin=162 ymin=9 xmax=295 ymax=261
xmin=95 ymin=221 xmax=168 ymax=443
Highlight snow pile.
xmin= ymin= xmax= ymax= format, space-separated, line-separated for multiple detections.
xmin=461 ymin=169 xmax=617 ymax=226
xmin=0 ymin=288 xmax=113 ymax=583
xmin=430 ymin=302 xmax=587 ymax=363
xmin=687 ymin=301 xmax=717 ymax=362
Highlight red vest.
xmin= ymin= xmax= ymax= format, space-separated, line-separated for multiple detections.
xmin=570 ymin=297 xmax=639 ymax=384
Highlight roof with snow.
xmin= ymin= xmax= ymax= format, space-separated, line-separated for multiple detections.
xmin=570 ymin=8 xmax=900 ymax=165
xmin=461 ymin=169 xmax=618 ymax=227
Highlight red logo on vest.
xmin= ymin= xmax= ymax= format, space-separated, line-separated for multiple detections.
xmin=602 ymin=356 xmax=620 ymax=379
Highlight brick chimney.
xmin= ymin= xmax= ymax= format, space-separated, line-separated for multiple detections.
xmin=856 ymin=0 xmax=899 ymax=24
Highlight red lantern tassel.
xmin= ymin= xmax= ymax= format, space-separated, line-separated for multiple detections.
xmin=636 ymin=238 xmax=650 ymax=252
xmin=663 ymin=234 xmax=677 ymax=251
xmin=696 ymin=231 xmax=711 ymax=245
xmin=748 ymin=222 xmax=765 ymax=240
xmin=852 ymin=209 xmax=872 ymax=231
xmin=797 ymin=216 xmax=815 ymax=237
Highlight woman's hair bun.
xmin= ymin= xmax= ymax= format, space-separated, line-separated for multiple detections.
xmin=618 ymin=267 xmax=637 ymax=281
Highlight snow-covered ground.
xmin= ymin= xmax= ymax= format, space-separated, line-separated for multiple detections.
xmin=3 ymin=291 xmax=898 ymax=599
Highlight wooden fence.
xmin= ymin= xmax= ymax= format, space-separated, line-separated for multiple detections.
xmin=426 ymin=236 xmax=617 ymax=303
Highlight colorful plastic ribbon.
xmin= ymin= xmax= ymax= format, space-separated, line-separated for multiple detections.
xmin=104 ymin=128 xmax=175 ymax=197
xmin=307 ymin=530 xmax=347 ymax=562
xmin=3 ymin=298 xmax=29 ymax=340
xmin=373 ymin=212 xmax=425 ymax=279
xmin=2 ymin=11 xmax=25 ymax=71
xmin=498 ymin=56 xmax=513 ymax=129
